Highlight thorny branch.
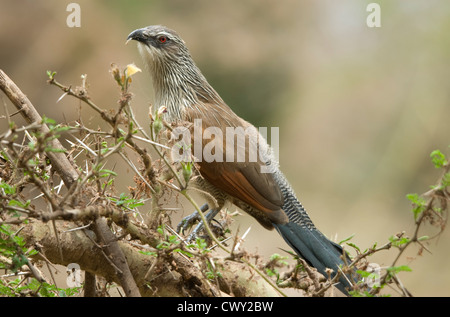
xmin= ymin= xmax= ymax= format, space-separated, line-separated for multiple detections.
xmin=1 ymin=69 xmax=141 ymax=297
xmin=0 ymin=66 xmax=448 ymax=297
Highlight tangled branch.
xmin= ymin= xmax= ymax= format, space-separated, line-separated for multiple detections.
xmin=0 ymin=66 xmax=448 ymax=297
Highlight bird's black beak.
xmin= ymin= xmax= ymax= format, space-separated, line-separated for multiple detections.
xmin=126 ymin=28 xmax=147 ymax=45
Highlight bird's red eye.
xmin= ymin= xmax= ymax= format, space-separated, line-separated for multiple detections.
xmin=158 ymin=36 xmax=167 ymax=43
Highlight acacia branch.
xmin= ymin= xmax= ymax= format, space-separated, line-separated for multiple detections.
xmin=1 ymin=69 xmax=283 ymax=297
xmin=0 ymin=69 xmax=79 ymax=188
xmin=0 ymin=69 xmax=141 ymax=297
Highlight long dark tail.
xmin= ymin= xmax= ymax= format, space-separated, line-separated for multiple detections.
xmin=273 ymin=170 xmax=355 ymax=295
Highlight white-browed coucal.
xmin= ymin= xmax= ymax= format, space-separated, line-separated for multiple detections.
xmin=127 ymin=25 xmax=354 ymax=294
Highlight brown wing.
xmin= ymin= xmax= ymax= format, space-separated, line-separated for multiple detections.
xmin=184 ymin=104 xmax=287 ymax=224
xmin=199 ymin=160 xmax=283 ymax=212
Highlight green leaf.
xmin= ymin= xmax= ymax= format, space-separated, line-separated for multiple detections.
xmin=386 ymin=265 xmax=412 ymax=274
xmin=99 ymin=169 xmax=117 ymax=178
xmin=152 ymin=117 xmax=164 ymax=135
xmin=139 ymin=250 xmax=157 ymax=257
xmin=156 ymin=226 xmax=164 ymax=236
xmin=389 ymin=235 xmax=410 ymax=247
xmin=46 ymin=70 xmax=57 ymax=80
xmin=430 ymin=149 xmax=447 ymax=169
xmin=49 ymin=125 xmax=71 ymax=133
xmin=173 ymin=249 xmax=193 ymax=257
xmin=8 ymin=199 xmax=31 ymax=209
xmin=265 ymin=268 xmax=277 ymax=277
xmin=346 ymin=242 xmax=360 ymax=252
xmin=168 ymin=235 xmax=180 ymax=245
xmin=181 ymin=161 xmax=193 ymax=184
xmin=108 ymin=193 xmax=143 ymax=209
xmin=0 ymin=182 xmax=16 ymax=195
xmin=356 ymin=269 xmax=380 ymax=281
xmin=28 ymin=249 xmax=38 ymax=256
xmin=127 ymin=201 xmax=144 ymax=209
xmin=339 ymin=233 xmax=355 ymax=245
xmin=406 ymin=193 xmax=426 ymax=220
xmin=41 ymin=116 xmax=56 ymax=125
xmin=0 ymin=224 xmax=11 ymax=235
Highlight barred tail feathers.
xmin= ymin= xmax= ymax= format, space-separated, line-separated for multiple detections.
xmin=273 ymin=170 xmax=354 ymax=294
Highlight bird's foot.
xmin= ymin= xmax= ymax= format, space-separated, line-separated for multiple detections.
xmin=177 ymin=204 xmax=223 ymax=243
xmin=176 ymin=203 xmax=209 ymax=234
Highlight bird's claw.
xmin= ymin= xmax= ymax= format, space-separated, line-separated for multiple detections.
xmin=176 ymin=203 xmax=209 ymax=235
xmin=176 ymin=204 xmax=223 ymax=243
xmin=176 ymin=211 xmax=201 ymax=235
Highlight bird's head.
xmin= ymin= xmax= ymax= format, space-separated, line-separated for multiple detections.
xmin=127 ymin=25 xmax=191 ymax=69
xmin=126 ymin=25 xmax=223 ymax=118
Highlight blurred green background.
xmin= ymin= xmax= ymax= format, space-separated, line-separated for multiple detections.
xmin=1 ymin=0 xmax=449 ymax=296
